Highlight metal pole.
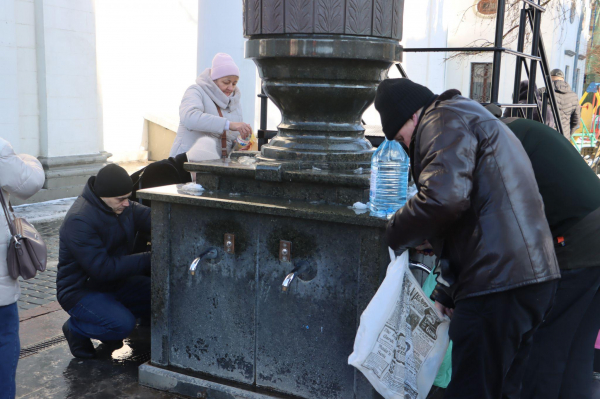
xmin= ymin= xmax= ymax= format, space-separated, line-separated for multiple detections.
xmin=259 ymin=87 xmax=268 ymax=131
xmin=541 ymin=91 xmax=548 ymax=123
xmin=513 ymin=7 xmax=528 ymax=105
xmin=526 ymin=8 xmax=564 ymax=135
xmin=257 ymin=86 xmax=269 ymax=149
xmin=572 ymin=6 xmax=585 ymax=92
xmin=395 ymin=63 xmax=409 ymax=78
xmin=491 ymin=0 xmax=506 ymax=103
xmin=527 ymin=8 xmax=542 ymax=120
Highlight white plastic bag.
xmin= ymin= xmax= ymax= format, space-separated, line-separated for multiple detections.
xmin=348 ymin=249 xmax=450 ymax=399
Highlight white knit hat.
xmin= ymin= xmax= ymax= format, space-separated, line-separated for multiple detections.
xmin=210 ymin=53 xmax=240 ymax=80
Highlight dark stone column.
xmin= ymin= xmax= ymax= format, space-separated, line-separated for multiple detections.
xmin=244 ymin=0 xmax=403 ymax=167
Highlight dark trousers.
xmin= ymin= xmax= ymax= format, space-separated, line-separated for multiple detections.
xmin=0 ymin=303 xmax=19 ymax=399
xmin=67 ymin=276 xmax=150 ymax=341
xmin=444 ymin=280 xmax=557 ymax=399
xmin=521 ymin=267 xmax=600 ymax=399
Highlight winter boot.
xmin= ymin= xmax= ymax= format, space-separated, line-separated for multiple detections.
xmin=62 ymin=320 xmax=95 ymax=359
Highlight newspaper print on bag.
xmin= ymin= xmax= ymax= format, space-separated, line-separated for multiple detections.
xmin=360 ymin=273 xmax=445 ymax=398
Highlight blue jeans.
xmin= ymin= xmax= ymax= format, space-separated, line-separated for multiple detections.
xmin=0 ymin=303 xmax=19 ymax=399
xmin=67 ymin=276 xmax=150 ymax=341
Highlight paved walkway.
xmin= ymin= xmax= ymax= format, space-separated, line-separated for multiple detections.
xmin=17 ymin=220 xmax=61 ymax=311
xmin=13 ymin=207 xmax=180 ymax=398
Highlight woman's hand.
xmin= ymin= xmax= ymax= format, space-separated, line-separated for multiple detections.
xmin=230 ymin=122 xmax=252 ymax=139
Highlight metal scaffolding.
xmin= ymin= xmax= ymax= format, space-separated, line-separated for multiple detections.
xmin=399 ymin=0 xmax=564 ymax=136
xmin=257 ymin=0 xmax=565 ymax=149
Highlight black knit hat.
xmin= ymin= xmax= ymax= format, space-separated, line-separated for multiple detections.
xmin=375 ymin=78 xmax=435 ymax=140
xmin=93 ymin=164 xmax=133 ymax=197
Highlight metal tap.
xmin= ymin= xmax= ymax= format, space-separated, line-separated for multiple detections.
xmin=189 ymin=247 xmax=218 ymax=275
xmin=281 ymin=260 xmax=310 ymax=292
xmin=282 ymin=271 xmax=297 ymax=292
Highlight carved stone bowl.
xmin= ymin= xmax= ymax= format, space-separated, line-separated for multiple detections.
xmin=244 ymin=0 xmax=404 ymax=166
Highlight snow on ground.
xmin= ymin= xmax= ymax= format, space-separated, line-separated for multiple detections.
xmin=10 ymin=161 xmax=149 ymax=225
xmin=13 ymin=197 xmax=76 ymax=224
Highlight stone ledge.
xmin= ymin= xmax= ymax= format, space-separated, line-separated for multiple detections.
xmin=139 ymin=363 xmax=288 ymax=399
xmin=137 ymin=184 xmax=386 ymax=228
xmin=12 ymin=152 xmax=111 ymax=204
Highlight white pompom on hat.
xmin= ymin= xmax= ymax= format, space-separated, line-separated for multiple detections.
xmin=210 ymin=53 xmax=240 ymax=80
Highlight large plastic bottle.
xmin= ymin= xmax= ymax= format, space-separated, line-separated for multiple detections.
xmin=368 ymin=138 xmax=409 ymax=218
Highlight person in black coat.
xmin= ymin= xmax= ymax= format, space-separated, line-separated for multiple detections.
xmin=57 ymin=164 xmax=151 ymax=359
xmin=130 ymin=152 xmax=192 ymax=205
xmin=485 ymin=105 xmax=600 ymax=399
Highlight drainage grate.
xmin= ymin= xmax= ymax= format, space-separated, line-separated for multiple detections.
xmin=129 ymin=351 xmax=151 ymax=364
xmin=20 ymin=335 xmax=66 ymax=359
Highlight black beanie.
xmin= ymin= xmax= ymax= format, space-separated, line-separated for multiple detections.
xmin=93 ymin=164 xmax=133 ymax=197
xmin=375 ymin=78 xmax=435 ymax=140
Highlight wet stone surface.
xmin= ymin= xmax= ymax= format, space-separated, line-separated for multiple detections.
xmin=16 ymin=327 xmax=184 ymax=399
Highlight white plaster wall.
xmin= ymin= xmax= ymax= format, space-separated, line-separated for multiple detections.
xmin=95 ymin=0 xmax=199 ymax=162
xmin=444 ymin=0 xmax=590 ymax=103
xmin=0 ymin=0 xmax=20 ymax=151
xmin=197 ymin=0 xmax=257 ymax=132
xmin=38 ymin=0 xmax=100 ymax=157
xmin=361 ymin=0 xmax=450 ymax=125
xmin=444 ymin=0 xmax=519 ymax=103
xmin=15 ymin=0 xmax=39 ymax=155
xmin=542 ymin=0 xmax=592 ymax=96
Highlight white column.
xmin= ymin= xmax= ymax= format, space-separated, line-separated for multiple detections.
xmin=16 ymin=0 xmax=40 ymax=156
xmin=34 ymin=0 xmax=101 ymax=158
xmin=197 ymin=0 xmax=257 ymax=129
xmin=0 ymin=0 xmax=20 ymax=150
xmin=8 ymin=0 xmax=109 ymax=203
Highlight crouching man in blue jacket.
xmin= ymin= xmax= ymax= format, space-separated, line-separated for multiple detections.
xmin=57 ymin=164 xmax=151 ymax=358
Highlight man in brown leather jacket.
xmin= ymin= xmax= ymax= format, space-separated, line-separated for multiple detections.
xmin=374 ymin=78 xmax=561 ymax=399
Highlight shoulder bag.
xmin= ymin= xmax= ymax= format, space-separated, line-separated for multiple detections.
xmin=0 ymin=189 xmax=47 ymax=280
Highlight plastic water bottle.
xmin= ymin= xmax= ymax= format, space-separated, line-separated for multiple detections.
xmin=368 ymin=139 xmax=409 ymax=218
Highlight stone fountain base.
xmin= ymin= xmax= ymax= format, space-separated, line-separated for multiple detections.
xmin=137 ymin=157 xmax=389 ymax=399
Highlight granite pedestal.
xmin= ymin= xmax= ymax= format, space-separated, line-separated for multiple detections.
xmin=138 ymin=158 xmax=392 ymax=399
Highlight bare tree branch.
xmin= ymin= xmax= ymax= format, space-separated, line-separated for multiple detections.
xmin=446 ymin=0 xmax=568 ymax=63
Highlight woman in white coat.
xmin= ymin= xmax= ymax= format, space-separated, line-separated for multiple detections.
xmin=0 ymin=138 xmax=44 ymax=399
xmin=169 ymin=53 xmax=252 ymax=159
